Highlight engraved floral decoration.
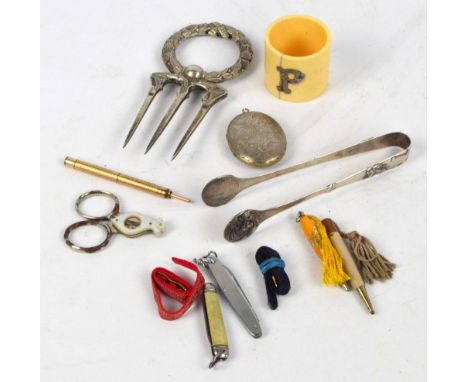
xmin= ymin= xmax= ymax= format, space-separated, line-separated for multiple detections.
xmin=224 ymin=210 xmax=261 ymax=242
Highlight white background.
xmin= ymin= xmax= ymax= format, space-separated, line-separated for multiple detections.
xmin=41 ymin=1 xmax=426 ymax=381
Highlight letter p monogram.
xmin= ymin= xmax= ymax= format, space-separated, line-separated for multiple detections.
xmin=276 ymin=66 xmax=305 ymax=94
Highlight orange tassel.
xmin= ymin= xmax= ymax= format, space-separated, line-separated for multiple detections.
xmin=298 ymin=212 xmax=350 ymax=286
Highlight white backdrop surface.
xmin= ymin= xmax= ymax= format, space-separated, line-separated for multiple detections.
xmin=41 ymin=0 xmax=426 ymax=381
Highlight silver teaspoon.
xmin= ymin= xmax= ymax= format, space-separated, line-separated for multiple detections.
xmin=202 ymin=158 xmax=336 ymax=207
xmin=223 ymin=132 xmax=411 ymax=242
xmin=202 ymin=132 xmax=409 ymax=207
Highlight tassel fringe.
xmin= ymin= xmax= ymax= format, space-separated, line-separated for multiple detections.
xmin=341 ymin=230 xmax=396 ymax=283
xmin=305 ymin=215 xmax=350 ymax=286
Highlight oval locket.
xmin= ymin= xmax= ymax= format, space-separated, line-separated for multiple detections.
xmin=226 ymin=109 xmax=287 ymax=168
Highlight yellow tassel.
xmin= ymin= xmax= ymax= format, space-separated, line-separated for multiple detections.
xmin=299 ymin=214 xmax=350 ymax=286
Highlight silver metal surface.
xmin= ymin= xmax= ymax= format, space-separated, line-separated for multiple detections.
xmin=123 ymin=22 xmax=253 ymax=160
xmin=64 ymin=220 xmax=113 ymax=252
xmin=195 ymin=251 xmax=262 ymax=338
xmin=222 ymin=132 xmax=411 ymax=242
xmin=75 ymin=190 xmax=120 ymax=220
xmin=226 ymin=109 xmax=287 ymax=167
xmin=64 ymin=190 xmax=165 ymax=253
xmin=209 ymin=346 xmax=229 ymax=369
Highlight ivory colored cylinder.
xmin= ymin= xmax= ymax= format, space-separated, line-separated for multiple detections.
xmin=322 ymin=218 xmax=364 ymax=290
xmin=264 ymin=15 xmax=331 ymax=102
xmin=328 ymin=231 xmax=365 ymax=290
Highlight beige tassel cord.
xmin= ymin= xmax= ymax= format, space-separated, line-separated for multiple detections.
xmin=340 ymin=230 xmax=396 ymax=283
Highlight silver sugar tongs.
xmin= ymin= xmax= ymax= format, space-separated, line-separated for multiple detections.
xmin=214 ymin=132 xmax=411 ymax=242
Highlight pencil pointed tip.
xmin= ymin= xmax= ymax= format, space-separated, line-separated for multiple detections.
xmin=357 ymin=286 xmax=375 ymax=315
xmin=171 ymin=193 xmax=191 ymax=203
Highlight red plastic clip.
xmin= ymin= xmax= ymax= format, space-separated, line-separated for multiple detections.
xmin=151 ymin=257 xmax=205 ymax=320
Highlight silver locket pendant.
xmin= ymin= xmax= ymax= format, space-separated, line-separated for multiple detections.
xmin=226 ymin=109 xmax=287 ymax=168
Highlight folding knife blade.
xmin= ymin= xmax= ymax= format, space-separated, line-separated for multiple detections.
xmin=208 ymin=258 xmax=262 ymax=338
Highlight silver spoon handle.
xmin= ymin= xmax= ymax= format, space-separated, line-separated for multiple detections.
xmin=261 ymin=134 xmax=411 ymax=220
xmin=241 ymin=132 xmax=410 ymax=189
